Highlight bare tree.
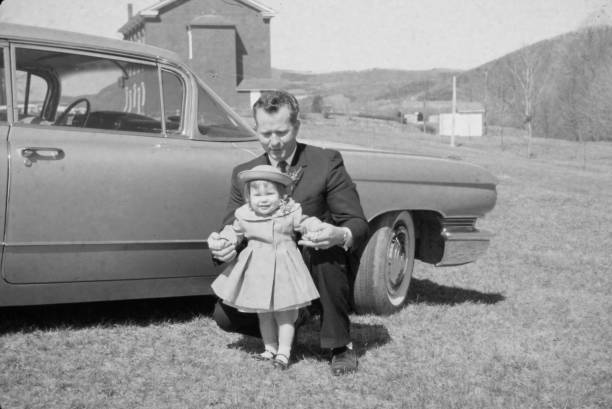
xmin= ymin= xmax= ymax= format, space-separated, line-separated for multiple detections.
xmin=558 ymin=26 xmax=612 ymax=168
xmin=503 ymin=46 xmax=549 ymax=157
xmin=495 ymin=77 xmax=516 ymax=149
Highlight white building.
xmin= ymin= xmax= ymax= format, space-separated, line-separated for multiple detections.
xmin=439 ymin=110 xmax=484 ymax=137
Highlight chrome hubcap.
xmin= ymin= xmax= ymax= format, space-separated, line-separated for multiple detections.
xmin=387 ymin=225 xmax=409 ymax=291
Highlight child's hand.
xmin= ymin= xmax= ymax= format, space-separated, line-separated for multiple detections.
xmin=208 ymin=228 xmax=239 ymax=262
xmin=301 ymin=229 xmax=319 ymax=242
xmin=207 ymin=235 xmax=228 ymax=251
xmin=300 ymin=216 xmax=323 ymax=235
xmin=298 ymin=222 xmax=346 ymax=250
xmin=299 ymin=218 xmax=323 ymax=247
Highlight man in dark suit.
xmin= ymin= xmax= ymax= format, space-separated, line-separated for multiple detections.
xmin=209 ymin=90 xmax=369 ymax=375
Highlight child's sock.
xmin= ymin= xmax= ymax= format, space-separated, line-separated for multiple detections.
xmin=257 ymin=312 xmax=278 ymax=360
xmin=276 ymin=309 xmax=298 ymax=364
xmin=276 ymin=345 xmax=291 ymax=362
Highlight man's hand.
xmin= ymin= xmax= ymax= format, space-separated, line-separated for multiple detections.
xmin=207 ymin=231 xmax=237 ymax=263
xmin=298 ymin=222 xmax=346 ymax=250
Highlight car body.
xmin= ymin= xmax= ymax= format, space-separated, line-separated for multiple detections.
xmin=0 ymin=24 xmax=497 ymax=314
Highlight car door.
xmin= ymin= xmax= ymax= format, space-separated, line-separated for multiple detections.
xmin=2 ymin=44 xmax=247 ymax=284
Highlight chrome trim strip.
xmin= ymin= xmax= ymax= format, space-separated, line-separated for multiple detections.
xmin=441 ymin=217 xmax=478 ymax=227
xmin=441 ymin=229 xmax=494 ymax=241
xmin=3 ymin=239 xmax=208 ymax=248
xmin=352 ymin=179 xmax=496 ymax=190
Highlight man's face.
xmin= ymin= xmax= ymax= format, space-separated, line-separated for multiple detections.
xmin=254 ymin=105 xmax=299 ymax=162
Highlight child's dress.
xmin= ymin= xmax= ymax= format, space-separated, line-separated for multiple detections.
xmin=211 ymin=199 xmax=320 ymax=312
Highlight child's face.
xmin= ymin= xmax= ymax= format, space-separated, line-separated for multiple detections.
xmin=248 ymin=181 xmax=282 ymax=216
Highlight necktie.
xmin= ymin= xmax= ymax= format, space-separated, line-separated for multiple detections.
xmin=278 ymin=160 xmax=288 ymax=173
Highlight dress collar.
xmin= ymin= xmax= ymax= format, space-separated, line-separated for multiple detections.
xmin=236 ymin=199 xmax=300 ymax=221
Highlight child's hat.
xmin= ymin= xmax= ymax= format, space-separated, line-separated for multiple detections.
xmin=238 ymin=165 xmax=293 ymax=186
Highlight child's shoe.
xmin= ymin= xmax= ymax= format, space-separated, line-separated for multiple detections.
xmin=272 ymin=354 xmax=289 ymax=370
xmin=253 ymin=349 xmax=275 ymax=361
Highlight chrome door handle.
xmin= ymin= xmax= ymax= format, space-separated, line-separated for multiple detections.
xmin=21 ymin=148 xmax=34 ymax=158
xmin=21 ymin=147 xmax=65 ymax=160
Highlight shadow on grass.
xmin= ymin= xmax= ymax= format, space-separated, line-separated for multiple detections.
xmin=406 ymin=278 xmax=505 ymax=305
xmin=227 ymin=319 xmax=391 ymax=364
xmin=0 ymin=295 xmax=218 ymax=335
xmin=0 ymin=278 xmax=503 ymax=336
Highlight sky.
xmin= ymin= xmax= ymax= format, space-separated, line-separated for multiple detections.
xmin=0 ymin=0 xmax=609 ymax=72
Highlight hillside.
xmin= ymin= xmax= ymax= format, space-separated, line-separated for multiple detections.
xmin=271 ymin=67 xmax=460 ymax=117
xmin=433 ymin=25 xmax=612 ymax=141
xmin=274 ymin=25 xmax=612 ymax=141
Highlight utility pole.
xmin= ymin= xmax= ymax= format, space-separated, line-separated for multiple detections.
xmin=483 ymin=68 xmax=488 ymax=136
xmin=422 ymin=97 xmax=426 ymax=133
xmin=421 ymin=80 xmax=429 ymax=133
xmin=451 ymin=75 xmax=456 ymax=147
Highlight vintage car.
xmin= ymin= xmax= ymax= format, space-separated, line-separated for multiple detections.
xmin=0 ymin=23 xmax=497 ymax=314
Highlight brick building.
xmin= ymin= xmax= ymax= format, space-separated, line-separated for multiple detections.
xmin=119 ymin=0 xmax=275 ymax=110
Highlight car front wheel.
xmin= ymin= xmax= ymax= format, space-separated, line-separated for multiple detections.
xmin=353 ymin=211 xmax=415 ymax=315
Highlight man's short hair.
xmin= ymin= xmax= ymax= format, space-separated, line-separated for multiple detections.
xmin=252 ymin=90 xmax=300 ymax=126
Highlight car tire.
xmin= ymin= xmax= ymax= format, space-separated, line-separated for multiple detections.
xmin=353 ymin=211 xmax=415 ymax=315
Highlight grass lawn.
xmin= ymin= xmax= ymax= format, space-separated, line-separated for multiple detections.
xmin=1 ymin=116 xmax=611 ymax=409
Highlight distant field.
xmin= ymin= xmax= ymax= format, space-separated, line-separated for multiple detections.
xmin=1 ymin=117 xmax=611 ymax=409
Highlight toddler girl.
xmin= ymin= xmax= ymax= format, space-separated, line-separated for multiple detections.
xmin=209 ymin=164 xmax=321 ymax=369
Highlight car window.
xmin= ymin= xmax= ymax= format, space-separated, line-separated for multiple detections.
xmin=15 ymin=70 xmax=47 ymax=122
xmin=162 ymin=69 xmax=183 ymax=133
xmin=197 ymin=82 xmax=252 ymax=139
xmin=14 ymin=47 xmax=164 ymax=134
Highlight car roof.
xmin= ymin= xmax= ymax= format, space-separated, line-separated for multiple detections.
xmin=0 ymin=23 xmax=181 ymax=63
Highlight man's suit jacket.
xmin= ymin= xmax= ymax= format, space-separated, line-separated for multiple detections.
xmin=223 ymin=143 xmax=369 ymax=251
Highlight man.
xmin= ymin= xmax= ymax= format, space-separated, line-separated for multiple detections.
xmin=208 ymin=90 xmax=369 ymax=375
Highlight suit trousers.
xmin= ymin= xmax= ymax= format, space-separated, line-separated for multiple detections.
xmin=212 ymin=245 xmax=352 ymax=349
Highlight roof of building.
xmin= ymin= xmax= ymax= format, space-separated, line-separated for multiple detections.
xmin=0 ymin=23 xmax=181 ymax=63
xmin=237 ymin=77 xmax=289 ymax=91
xmin=417 ymin=100 xmax=485 ymax=113
xmin=120 ymin=0 xmax=275 ymax=34
xmin=142 ymin=0 xmax=275 ymax=17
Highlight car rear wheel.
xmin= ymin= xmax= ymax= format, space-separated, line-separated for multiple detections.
xmin=353 ymin=211 xmax=415 ymax=315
